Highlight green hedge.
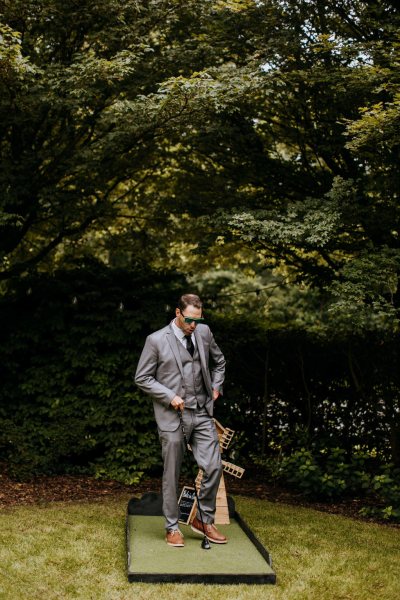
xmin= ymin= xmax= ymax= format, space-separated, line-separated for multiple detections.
xmin=0 ymin=263 xmax=185 ymax=482
xmin=1 ymin=264 xmax=399 ymax=521
xmin=253 ymin=448 xmax=400 ymax=521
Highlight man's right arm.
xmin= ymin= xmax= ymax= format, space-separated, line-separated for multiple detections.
xmin=134 ymin=336 xmax=176 ymax=408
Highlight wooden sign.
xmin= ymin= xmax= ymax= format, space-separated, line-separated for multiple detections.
xmin=178 ymin=486 xmax=197 ymax=525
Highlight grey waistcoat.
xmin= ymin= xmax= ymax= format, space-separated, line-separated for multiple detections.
xmin=177 ymin=341 xmax=208 ymax=409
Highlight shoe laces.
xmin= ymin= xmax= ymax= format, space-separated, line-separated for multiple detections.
xmin=168 ymin=529 xmax=183 ymax=537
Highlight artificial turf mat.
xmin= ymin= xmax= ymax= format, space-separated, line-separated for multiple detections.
xmin=126 ymin=495 xmax=276 ymax=584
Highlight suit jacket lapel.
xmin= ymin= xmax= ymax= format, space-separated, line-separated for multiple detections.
xmin=194 ymin=329 xmax=212 ymax=396
xmin=166 ymin=325 xmax=184 ymax=376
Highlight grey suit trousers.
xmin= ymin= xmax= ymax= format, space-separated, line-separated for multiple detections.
xmin=158 ymin=406 xmax=222 ymax=530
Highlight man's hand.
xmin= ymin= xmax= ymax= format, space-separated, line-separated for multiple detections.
xmin=213 ymin=389 xmax=220 ymax=401
xmin=171 ymin=395 xmax=185 ymax=411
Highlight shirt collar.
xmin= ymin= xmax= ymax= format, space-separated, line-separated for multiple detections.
xmin=171 ymin=318 xmax=186 ymax=340
xmin=171 ymin=318 xmax=194 ymax=343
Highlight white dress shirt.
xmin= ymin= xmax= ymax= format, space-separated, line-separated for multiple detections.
xmin=171 ymin=319 xmax=196 ymax=349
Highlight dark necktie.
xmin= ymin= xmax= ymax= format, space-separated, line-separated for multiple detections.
xmin=185 ymin=334 xmax=194 ymax=357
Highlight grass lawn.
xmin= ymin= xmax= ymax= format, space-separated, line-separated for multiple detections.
xmin=0 ymin=494 xmax=399 ymax=600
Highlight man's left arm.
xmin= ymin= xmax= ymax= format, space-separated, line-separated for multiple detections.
xmin=208 ymin=331 xmax=226 ymax=400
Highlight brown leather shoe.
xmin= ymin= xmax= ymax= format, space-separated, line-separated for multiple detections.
xmin=165 ymin=529 xmax=184 ymax=547
xmin=190 ymin=517 xmax=227 ymax=544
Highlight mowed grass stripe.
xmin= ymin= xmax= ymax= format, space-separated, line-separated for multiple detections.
xmin=0 ymin=495 xmax=399 ymax=600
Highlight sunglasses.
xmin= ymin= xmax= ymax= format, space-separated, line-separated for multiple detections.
xmin=181 ymin=312 xmax=205 ymax=325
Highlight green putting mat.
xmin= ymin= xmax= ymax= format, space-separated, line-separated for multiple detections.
xmin=126 ymin=507 xmax=276 ymax=584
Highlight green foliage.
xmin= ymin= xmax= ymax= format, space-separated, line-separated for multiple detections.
xmin=1 ymin=1 xmax=400 ymax=348
xmin=1 ymin=1 xmax=400 ymax=526
xmin=253 ymin=447 xmax=368 ymax=500
xmin=253 ymin=447 xmax=400 ymax=521
xmin=0 ymin=263 xmax=185 ymax=482
xmin=0 ymin=0 xmax=245 ymax=279
xmin=207 ymin=314 xmax=400 ymax=466
xmin=326 ymin=246 xmax=400 ymax=336
xmin=360 ymin=465 xmax=400 ymax=521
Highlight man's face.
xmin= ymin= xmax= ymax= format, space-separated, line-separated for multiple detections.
xmin=175 ymin=304 xmax=203 ymax=335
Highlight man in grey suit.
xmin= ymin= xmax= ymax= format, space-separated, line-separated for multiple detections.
xmin=135 ymin=293 xmax=227 ymax=547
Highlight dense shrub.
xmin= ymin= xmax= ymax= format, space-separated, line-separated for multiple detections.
xmin=253 ymin=448 xmax=400 ymax=521
xmin=0 ymin=263 xmax=185 ymax=482
xmin=208 ymin=315 xmax=400 ymax=471
xmin=1 ymin=265 xmax=400 ymax=524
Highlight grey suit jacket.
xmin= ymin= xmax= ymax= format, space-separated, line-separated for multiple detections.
xmin=135 ymin=323 xmax=225 ymax=431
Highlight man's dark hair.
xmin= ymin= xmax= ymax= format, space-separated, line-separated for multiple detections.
xmin=177 ymin=293 xmax=203 ymax=312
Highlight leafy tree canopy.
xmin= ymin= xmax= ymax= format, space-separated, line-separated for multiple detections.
xmin=1 ymin=0 xmax=399 ymax=338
